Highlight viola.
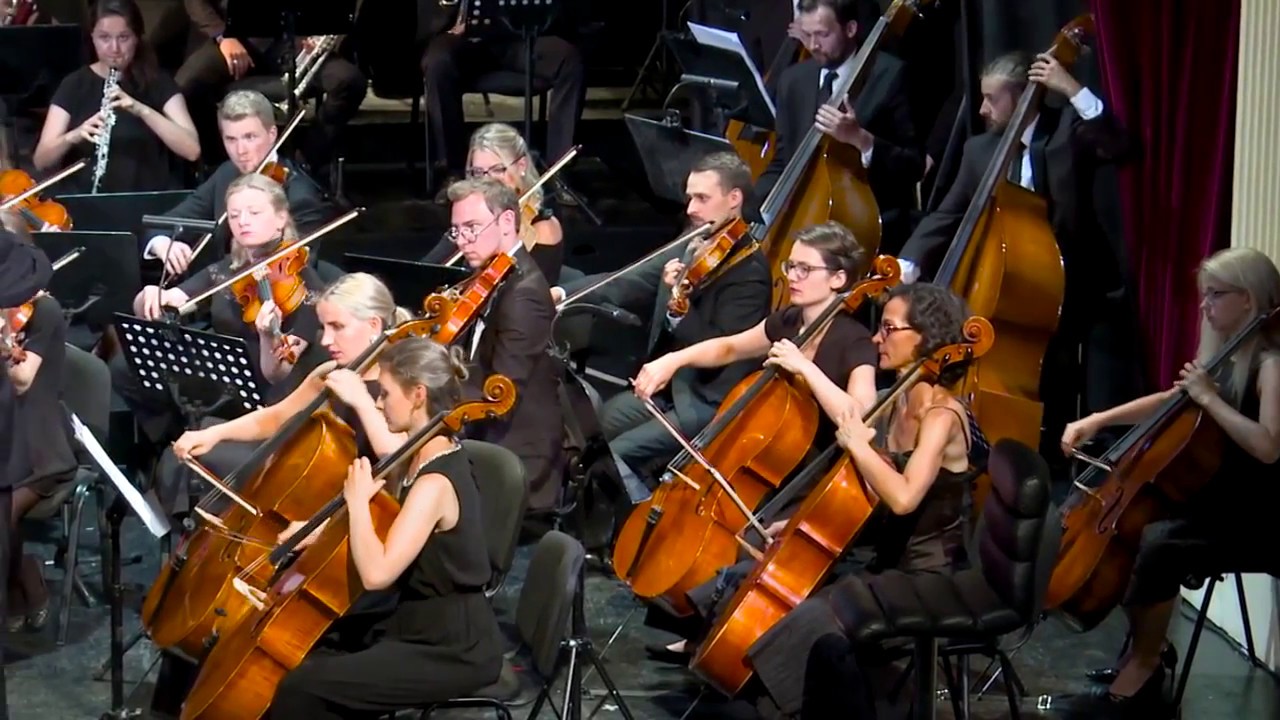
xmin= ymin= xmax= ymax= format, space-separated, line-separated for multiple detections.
xmin=691 ymin=316 xmax=995 ymax=696
xmin=613 ymin=257 xmax=900 ymax=614
xmin=0 ymin=300 xmax=34 ymax=364
xmin=667 ymin=216 xmax=754 ymax=318
xmin=0 ymin=169 xmax=73 ymax=231
xmin=229 ymin=240 xmax=310 ymax=363
xmin=421 ymin=251 xmax=516 ymax=345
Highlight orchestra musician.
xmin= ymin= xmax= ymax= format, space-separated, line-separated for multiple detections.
xmin=32 ymin=0 xmax=200 ymax=193
xmin=417 ymin=0 xmax=585 ymax=197
xmin=141 ymin=89 xmax=334 ymax=277
xmin=0 ymin=0 xmax=41 ymax=25
xmin=758 ymin=0 xmax=922 ymax=254
xmin=168 ymin=271 xmax=414 ymax=515
xmin=267 ymin=338 xmax=503 ymax=718
xmin=0 ymin=217 xmax=52 ymax=678
xmin=114 ymin=173 xmax=330 ymax=470
xmin=897 ymin=51 xmax=1131 ymax=475
xmin=1059 ymin=247 xmax=1280 ymax=715
xmin=0 ymin=214 xmax=74 ymax=633
xmin=421 ymin=122 xmax=566 ymax=284
xmin=444 ymin=178 xmax=562 ymax=512
xmin=175 ymin=0 xmax=369 ymax=179
xmin=552 ymin=151 xmax=771 ymax=502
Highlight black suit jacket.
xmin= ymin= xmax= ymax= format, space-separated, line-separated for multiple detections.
xmin=758 ymin=53 xmax=923 ymax=252
xmin=900 ymin=101 xmax=1132 ymax=306
xmin=0 ymin=231 xmax=52 ymax=488
xmin=562 ymin=237 xmax=771 ymax=429
xmin=142 ymin=158 xmax=334 ymax=257
xmin=466 ymin=246 xmax=562 ymax=510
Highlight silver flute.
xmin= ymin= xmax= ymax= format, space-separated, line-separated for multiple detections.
xmin=276 ymin=35 xmax=343 ymax=112
xmin=91 ymin=67 xmax=120 ymax=194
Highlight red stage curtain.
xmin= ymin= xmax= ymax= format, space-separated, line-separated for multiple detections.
xmin=1090 ymin=0 xmax=1241 ymax=390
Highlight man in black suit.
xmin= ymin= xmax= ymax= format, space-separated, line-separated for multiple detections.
xmin=417 ymin=0 xmax=585 ymax=193
xmin=759 ymin=0 xmax=923 ymax=254
xmin=897 ymin=51 xmax=1131 ymax=474
xmin=142 ymin=89 xmax=334 ymax=276
xmin=446 ymin=178 xmax=563 ymax=512
xmin=176 ymin=0 xmax=368 ymax=180
xmin=551 ymin=152 xmax=772 ymax=500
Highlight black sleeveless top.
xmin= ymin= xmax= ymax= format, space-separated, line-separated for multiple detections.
xmin=1200 ymin=361 xmax=1279 ymax=515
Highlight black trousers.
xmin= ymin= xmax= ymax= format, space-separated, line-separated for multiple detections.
xmin=176 ymin=40 xmax=368 ymax=174
xmin=420 ymin=33 xmax=585 ymax=173
xmin=1124 ymin=511 xmax=1280 ymax=607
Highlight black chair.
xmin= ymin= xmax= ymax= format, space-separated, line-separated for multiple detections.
xmin=29 ymin=344 xmax=113 ymax=645
xmin=829 ymin=439 xmax=1056 ymax=719
xmin=1172 ymin=571 xmax=1276 ymax=707
xmin=461 ymin=440 xmax=528 ymax=597
xmin=419 ymin=530 xmax=585 ymax=719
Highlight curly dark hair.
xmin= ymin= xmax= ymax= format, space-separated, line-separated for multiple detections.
xmin=885 ymin=283 xmax=972 ymax=388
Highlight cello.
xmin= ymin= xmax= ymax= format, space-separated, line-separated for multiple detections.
xmin=754 ymin=0 xmax=932 ymax=308
xmin=179 ymin=376 xmax=517 ymax=720
xmin=1046 ymin=307 xmax=1280 ymax=631
xmin=611 ymin=256 xmax=900 ymax=615
xmin=931 ymin=15 xmax=1094 ymax=515
xmin=692 ymin=317 xmax=994 ymax=696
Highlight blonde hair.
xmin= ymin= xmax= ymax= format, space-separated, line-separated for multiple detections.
xmin=225 ymin=173 xmax=296 ymax=268
xmin=468 ymin=123 xmax=541 ymax=207
xmin=317 ymin=272 xmax=414 ymax=332
xmin=1196 ymin=247 xmax=1280 ymax=404
xmin=217 ymin=89 xmax=276 ymax=130
xmin=378 ymin=336 xmax=470 ymax=414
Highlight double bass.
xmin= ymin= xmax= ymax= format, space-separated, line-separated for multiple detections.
xmin=691 ymin=317 xmax=995 ymax=695
xmin=1046 ymin=307 xmax=1280 ymax=630
xmin=611 ymin=257 xmax=900 ymax=615
xmin=755 ymin=0 xmax=932 ymax=308
xmin=931 ymin=15 xmax=1094 ymax=514
xmin=179 ymin=376 xmax=517 ymax=720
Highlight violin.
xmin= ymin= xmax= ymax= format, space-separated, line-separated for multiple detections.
xmin=0 ymin=299 xmax=34 ymax=365
xmin=0 ymin=169 xmax=73 ymax=231
xmin=667 ymin=216 xmax=754 ymax=318
xmin=229 ymin=239 xmax=310 ymax=363
xmin=422 ymin=251 xmax=515 ymax=345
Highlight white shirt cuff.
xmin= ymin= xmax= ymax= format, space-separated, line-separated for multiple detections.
xmin=143 ymin=235 xmax=171 ymax=260
xmin=897 ymin=258 xmax=920 ymax=284
xmin=860 ymin=144 xmax=874 ymax=169
xmin=1070 ymin=87 xmax=1104 ymax=121
xmin=666 ymin=312 xmax=683 ymax=330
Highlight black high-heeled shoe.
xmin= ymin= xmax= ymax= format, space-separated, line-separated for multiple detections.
xmin=1086 ymin=643 xmax=1178 ymax=684
xmin=1089 ymin=664 xmax=1174 ymax=718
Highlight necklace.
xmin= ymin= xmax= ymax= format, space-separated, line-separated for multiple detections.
xmin=407 ymin=440 xmax=463 ymax=487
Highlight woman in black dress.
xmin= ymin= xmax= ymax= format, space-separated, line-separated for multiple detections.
xmin=1060 ymin=246 xmax=1280 ymax=716
xmin=32 ymin=0 xmax=199 ymax=194
xmin=268 ymin=336 xmax=503 ymax=718
xmin=0 ymin=215 xmax=77 ymax=631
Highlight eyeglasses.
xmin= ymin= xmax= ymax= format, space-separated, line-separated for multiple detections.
xmin=466 ymin=153 xmax=524 ymax=180
xmin=878 ymin=320 xmax=915 ymax=336
xmin=781 ymin=260 xmax=834 ymax=281
xmin=444 ymin=216 xmax=498 ymax=245
xmin=1200 ymin=288 xmax=1241 ymax=304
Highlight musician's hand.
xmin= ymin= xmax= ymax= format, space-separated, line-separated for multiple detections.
xmin=815 ymin=101 xmax=874 ymax=153
xmin=254 ymin=299 xmax=282 ymax=337
xmin=343 ymin=457 xmax=385 ymax=507
xmin=173 ymin=428 xmax=219 ymax=460
xmin=274 ymin=335 xmax=307 ymax=363
xmin=219 ymin=37 xmax=254 ymax=79
xmin=1029 ymin=53 xmax=1083 ymax=97
xmin=152 ymin=238 xmax=194 ymax=276
xmin=300 ymin=36 xmax=319 ymax=53
xmin=106 ymin=84 xmax=140 ymax=116
xmin=1060 ymin=417 xmax=1099 ymax=456
xmin=550 ymin=286 xmax=566 ymax=304
xmin=834 ymin=406 xmax=875 ymax=451
xmin=1177 ymin=362 xmax=1219 ymax=406
xmin=764 ymin=519 xmax=788 ymax=543
xmin=633 ymin=355 xmax=679 ymax=401
xmin=786 ymin=20 xmax=807 ymax=43
xmin=139 ymin=285 xmax=181 ymax=320
xmin=662 ymin=258 xmax=685 ymax=289
xmin=72 ymin=113 xmax=106 ymax=145
xmin=448 ymin=13 xmax=466 ymax=35
xmin=277 ymin=518 xmax=327 ymax=550
xmin=763 ymin=339 xmax=809 ymax=375
xmin=325 ymin=368 xmax=371 ymax=408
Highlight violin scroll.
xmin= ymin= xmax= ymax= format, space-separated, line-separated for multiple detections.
xmin=885 ymin=0 xmax=937 ymax=34
xmin=443 ymin=374 xmax=517 ymax=431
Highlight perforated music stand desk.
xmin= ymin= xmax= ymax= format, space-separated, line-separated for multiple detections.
xmin=33 ymin=231 xmax=140 ymax=328
xmin=624 ymin=113 xmax=735 ymax=204
xmin=463 ymin=0 xmax=562 ymax=36
xmin=114 ymin=314 xmax=266 ymax=422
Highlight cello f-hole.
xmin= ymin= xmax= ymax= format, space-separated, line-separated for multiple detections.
xmin=1096 ymin=486 xmax=1126 ymax=534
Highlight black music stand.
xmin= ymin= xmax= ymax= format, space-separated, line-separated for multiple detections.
xmin=466 ymin=0 xmax=563 ymax=149
xmin=0 ymin=25 xmax=85 ymax=108
xmin=57 ymin=190 xmax=192 ymax=243
xmin=225 ymin=0 xmax=356 ymax=118
xmin=33 ymin=231 xmax=141 ymax=348
xmin=623 ymin=113 xmax=735 ymax=203
xmin=665 ymin=32 xmax=775 ymax=131
xmin=342 ymin=254 xmax=469 ymax=308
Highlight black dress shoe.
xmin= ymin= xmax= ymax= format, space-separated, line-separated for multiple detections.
xmin=644 ymin=642 xmax=691 ymax=666
xmin=1086 ymin=643 xmax=1178 ymax=684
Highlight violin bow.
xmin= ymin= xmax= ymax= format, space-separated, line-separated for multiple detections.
xmin=0 ymin=160 xmax=88 ymax=212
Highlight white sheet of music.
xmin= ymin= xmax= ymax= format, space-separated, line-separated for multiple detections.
xmin=687 ymin=21 xmax=777 ymax=118
xmin=69 ymin=413 xmax=171 ymax=538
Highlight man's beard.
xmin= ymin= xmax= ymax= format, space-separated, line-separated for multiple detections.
xmin=984 ymin=116 xmax=1010 ymax=133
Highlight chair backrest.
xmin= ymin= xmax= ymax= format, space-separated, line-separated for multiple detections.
xmin=976 ymin=439 xmax=1053 ymax=623
xmin=60 ymin=344 xmax=111 ymax=444
xmin=514 ymin=530 xmax=584 ymax=677
xmin=461 ymin=440 xmax=528 ymax=596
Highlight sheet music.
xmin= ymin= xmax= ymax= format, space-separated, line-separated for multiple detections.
xmin=70 ymin=413 xmax=171 ymax=538
xmin=687 ymin=21 xmax=777 ymax=117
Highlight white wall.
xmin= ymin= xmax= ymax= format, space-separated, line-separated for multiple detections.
xmin=1181 ymin=575 xmax=1280 ymax=672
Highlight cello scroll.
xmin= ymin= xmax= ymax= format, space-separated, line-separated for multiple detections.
xmin=444 ymin=374 xmax=517 ymax=430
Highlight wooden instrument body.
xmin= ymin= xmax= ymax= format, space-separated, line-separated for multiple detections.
xmin=948 ymin=182 xmax=1064 ymax=512
xmin=692 ymin=453 xmax=879 ymax=695
xmin=422 ymin=252 xmax=514 ymax=344
xmin=761 ymin=140 xmax=881 ymax=308
xmin=232 ymin=245 xmax=311 ymax=324
xmin=0 ymin=168 xmax=73 ymax=230
xmin=1047 ymin=406 xmax=1222 ymax=630
xmin=611 ymin=371 xmax=819 ymax=615
xmin=669 ymin=217 xmax=752 ymax=317
xmin=181 ymin=491 xmax=401 ymax=720
xmin=141 ymin=409 xmax=358 ymax=657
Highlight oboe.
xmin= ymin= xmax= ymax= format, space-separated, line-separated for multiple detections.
xmin=91 ymin=67 xmax=120 ymax=194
